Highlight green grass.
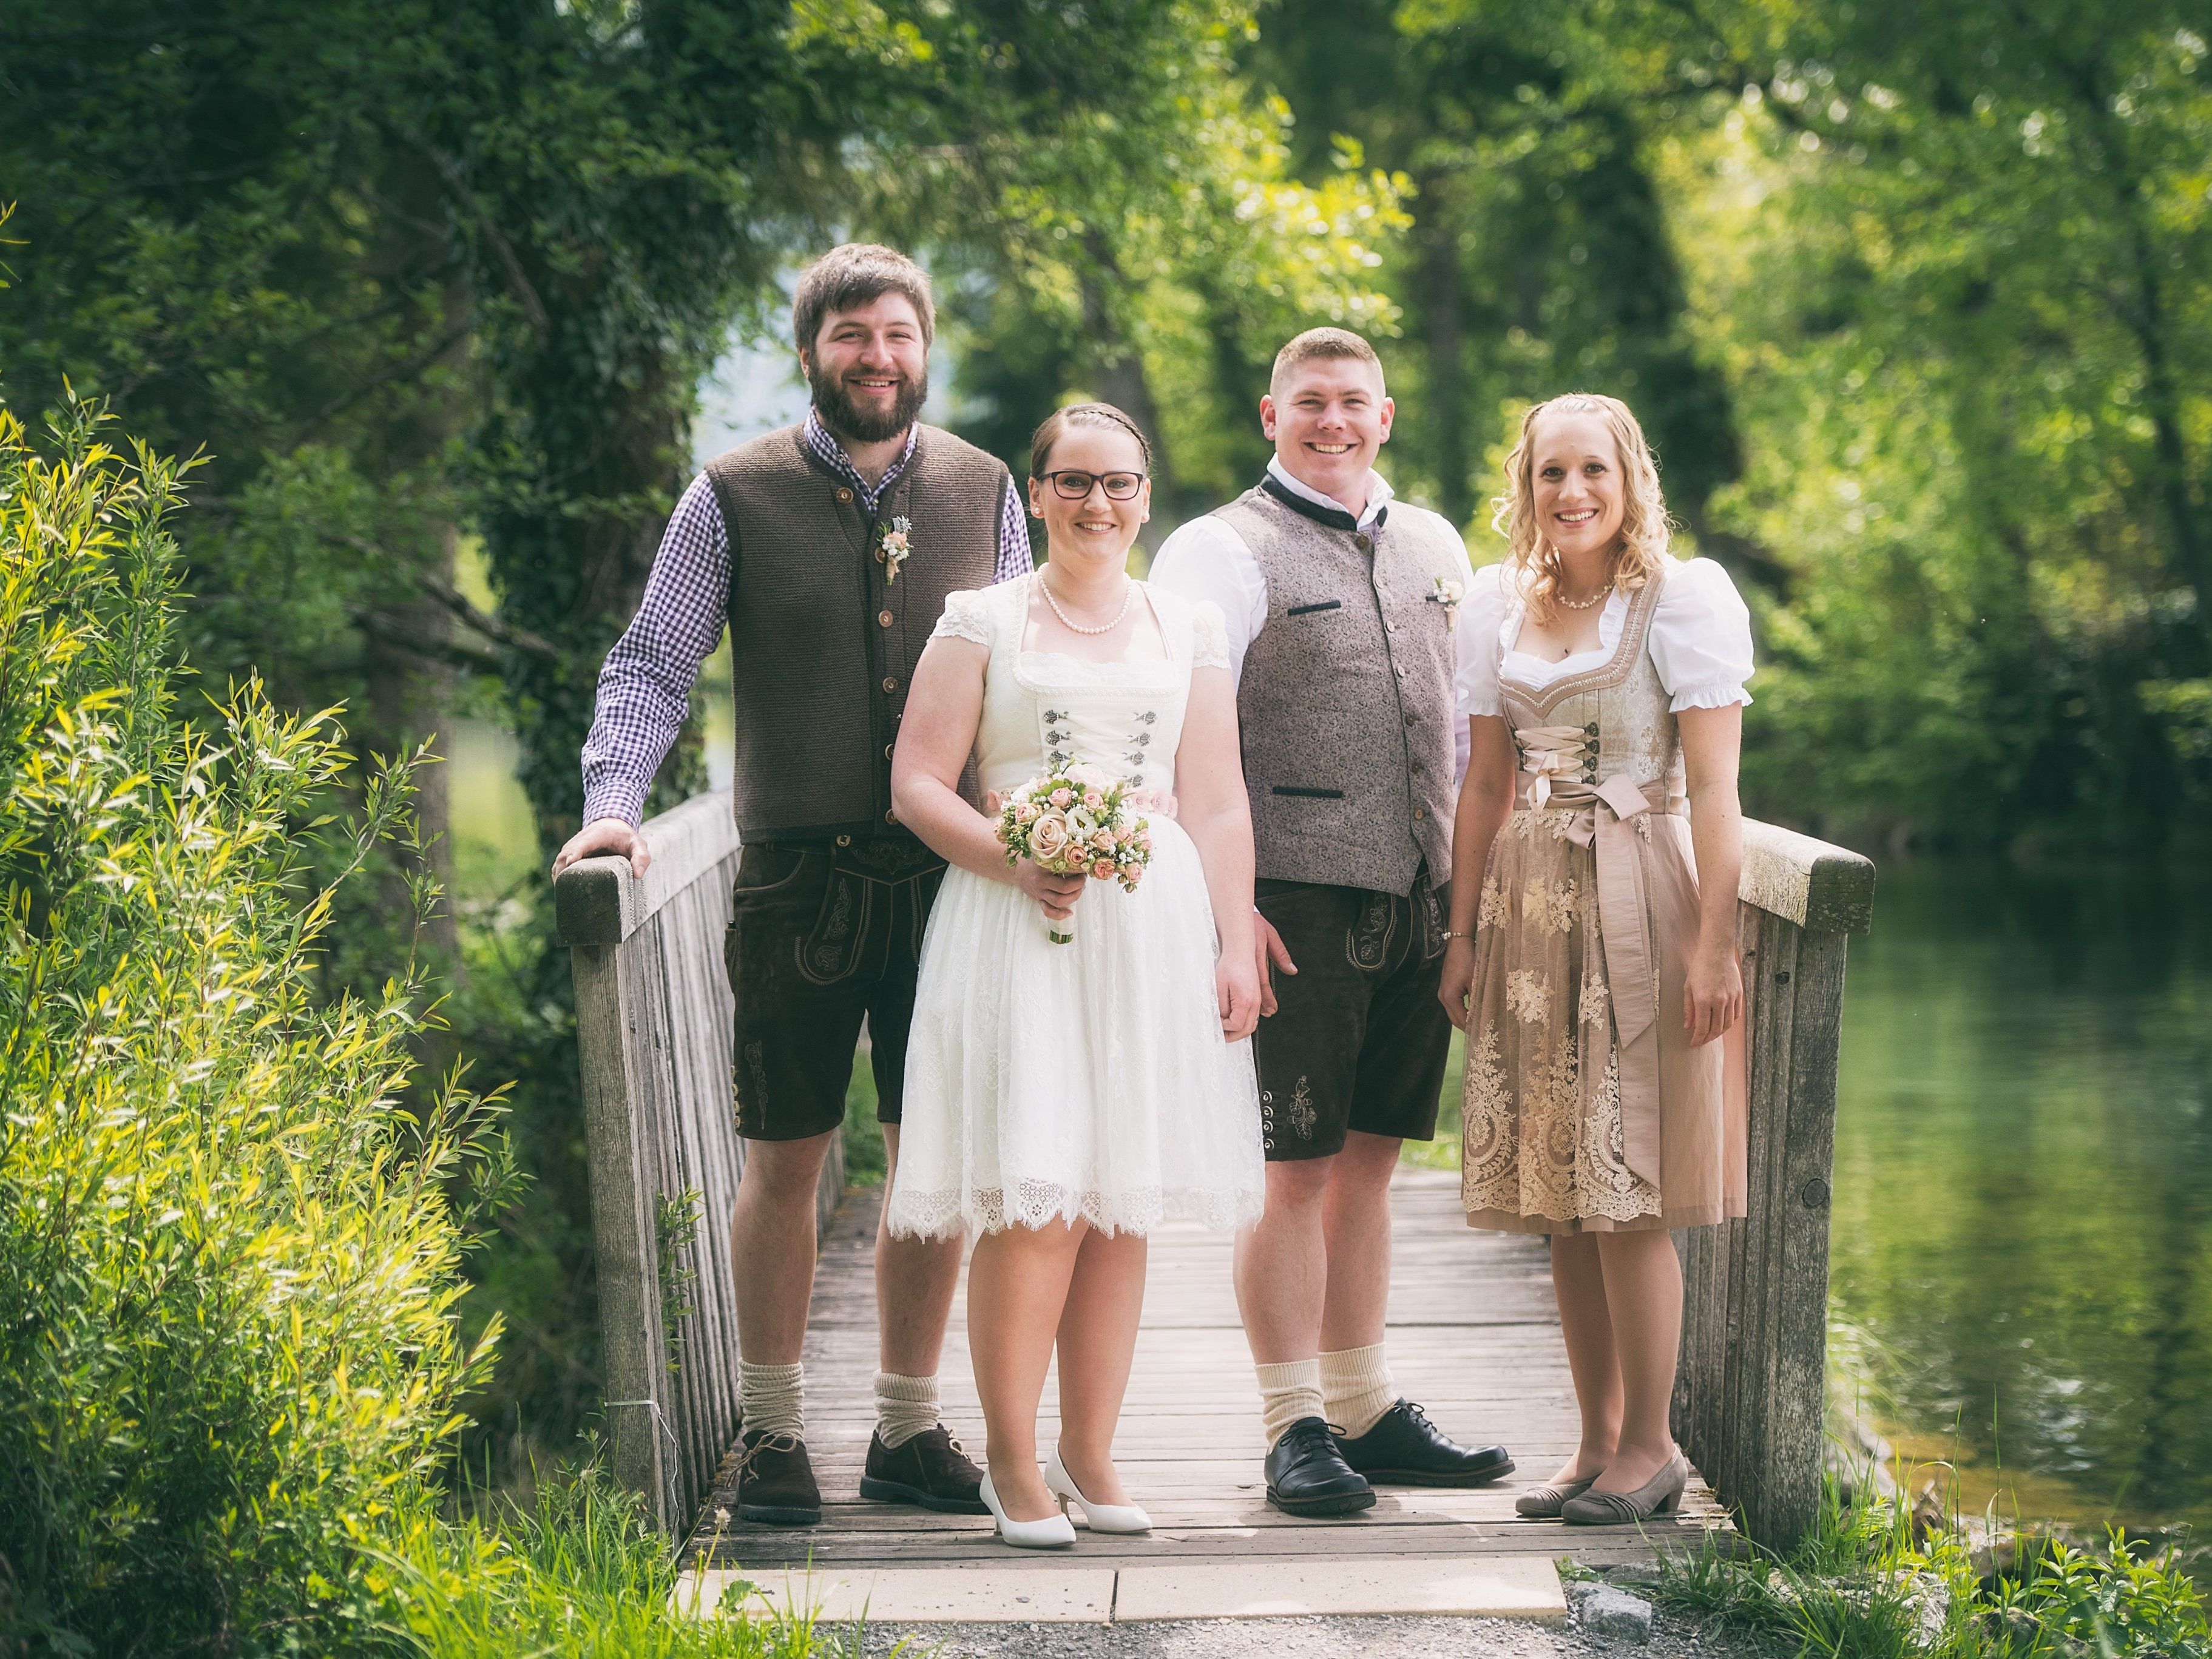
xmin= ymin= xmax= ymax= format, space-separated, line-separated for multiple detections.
xmin=1643 ymin=1475 xmax=2212 ymax=1659
xmin=384 ymin=1468 xmax=918 ymax=1658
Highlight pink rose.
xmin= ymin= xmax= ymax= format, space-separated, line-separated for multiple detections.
xmin=1082 ymin=789 xmax=1103 ymax=811
xmin=1125 ymin=867 xmax=1143 ymax=888
xmin=1092 ymin=859 xmax=1116 ymax=880
xmin=1092 ymin=830 xmax=1114 ymax=853
xmin=1016 ymin=802 xmax=1039 ymax=823
xmin=1029 ymin=811 xmax=1072 ymax=864
xmin=1049 ymin=787 xmax=1074 ymax=808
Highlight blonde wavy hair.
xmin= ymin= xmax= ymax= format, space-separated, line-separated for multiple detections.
xmin=1490 ymin=393 xmax=1671 ymax=623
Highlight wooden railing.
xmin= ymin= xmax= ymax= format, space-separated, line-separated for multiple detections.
xmin=555 ymin=792 xmax=843 ymax=1534
xmin=1674 ymin=821 xmax=1876 ymax=1549
xmin=558 ymin=794 xmax=1872 ymax=1547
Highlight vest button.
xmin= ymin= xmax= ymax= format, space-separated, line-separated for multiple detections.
xmin=875 ymin=547 xmax=887 ymax=563
xmin=1415 ymin=807 xmax=1428 ymax=819
xmin=884 ymin=809 xmax=899 ymax=826
xmin=1355 ymin=534 xmax=1372 ymax=552
xmin=882 ymin=676 xmax=898 ymax=693
xmin=885 ymin=743 xmax=895 ymax=760
xmin=878 ymin=609 xmax=895 ymax=627
xmin=835 ymin=834 xmax=852 ymax=848
xmin=1403 ymin=712 xmax=1416 ymax=728
xmin=837 ymin=487 xmax=854 ymax=504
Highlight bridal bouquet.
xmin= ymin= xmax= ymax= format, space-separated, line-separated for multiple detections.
xmin=993 ymin=764 xmax=1153 ymax=945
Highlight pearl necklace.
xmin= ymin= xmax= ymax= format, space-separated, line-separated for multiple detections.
xmin=1554 ymin=583 xmax=1612 ymax=611
xmin=1037 ymin=569 xmax=1135 ymax=636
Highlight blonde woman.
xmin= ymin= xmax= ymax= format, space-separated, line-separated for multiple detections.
xmin=1439 ymin=394 xmax=1751 ymax=1526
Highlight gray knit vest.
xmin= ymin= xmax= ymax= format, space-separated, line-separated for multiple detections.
xmin=704 ymin=424 xmax=1011 ymax=841
xmin=1218 ymin=480 xmax=1460 ymax=894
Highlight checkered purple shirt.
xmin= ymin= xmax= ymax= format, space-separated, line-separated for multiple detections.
xmin=580 ymin=412 xmax=1035 ymax=826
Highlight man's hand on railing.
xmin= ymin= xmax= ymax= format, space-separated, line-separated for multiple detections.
xmin=552 ymin=816 xmax=652 ymax=882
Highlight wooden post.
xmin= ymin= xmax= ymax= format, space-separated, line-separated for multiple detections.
xmin=1674 ymin=820 xmax=1875 ymax=1550
xmin=558 ymin=791 xmax=846 ymax=1532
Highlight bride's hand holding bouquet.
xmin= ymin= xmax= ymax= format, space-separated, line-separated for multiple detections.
xmin=993 ymin=763 xmax=1154 ymax=944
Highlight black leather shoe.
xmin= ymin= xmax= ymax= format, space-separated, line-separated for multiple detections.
xmin=1265 ymin=1416 xmax=1376 ymax=1516
xmin=734 ymin=1430 xmax=822 ymax=1526
xmin=1333 ymin=1399 xmax=1515 ymax=1487
xmin=859 ymin=1425 xmax=990 ymax=1515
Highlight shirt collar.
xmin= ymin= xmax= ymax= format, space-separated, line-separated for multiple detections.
xmin=1274 ymin=455 xmax=1389 ymax=533
xmin=1265 ymin=456 xmax=1392 ymax=532
xmin=803 ymin=407 xmax=919 ymax=509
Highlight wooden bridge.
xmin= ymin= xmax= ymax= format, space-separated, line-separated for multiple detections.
xmin=556 ymin=791 xmax=1873 ymax=1623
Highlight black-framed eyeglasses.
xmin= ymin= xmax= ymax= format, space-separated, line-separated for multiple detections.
xmin=1038 ymin=468 xmax=1147 ymax=501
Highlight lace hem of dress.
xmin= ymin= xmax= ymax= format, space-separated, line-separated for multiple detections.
xmin=885 ymin=1180 xmax=1264 ymax=1240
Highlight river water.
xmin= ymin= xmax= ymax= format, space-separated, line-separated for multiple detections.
xmin=1831 ymin=861 xmax=2212 ymax=1530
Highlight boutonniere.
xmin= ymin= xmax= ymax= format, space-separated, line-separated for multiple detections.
xmin=1427 ymin=575 xmax=1465 ymax=620
xmin=879 ymin=516 xmax=913 ymax=586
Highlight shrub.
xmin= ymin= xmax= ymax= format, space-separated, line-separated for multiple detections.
xmin=0 ymin=396 xmax=511 ymax=1654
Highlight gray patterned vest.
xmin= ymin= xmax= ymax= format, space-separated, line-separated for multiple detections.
xmin=1217 ymin=479 xmax=1461 ymax=895
xmin=705 ymin=424 xmax=1011 ymax=841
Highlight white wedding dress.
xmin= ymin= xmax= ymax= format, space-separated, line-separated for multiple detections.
xmin=885 ymin=576 xmax=1267 ymax=1240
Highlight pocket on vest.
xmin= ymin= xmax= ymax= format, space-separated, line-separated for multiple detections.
xmin=1270 ymin=786 xmax=1346 ymax=799
xmin=1285 ymin=600 xmax=1342 ymax=617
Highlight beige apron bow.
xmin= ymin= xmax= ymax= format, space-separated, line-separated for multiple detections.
xmin=1514 ymin=762 xmax=1673 ymax=1190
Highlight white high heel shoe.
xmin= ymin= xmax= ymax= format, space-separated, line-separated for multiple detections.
xmin=1045 ymin=1446 xmax=1152 ymax=1534
xmin=979 ymin=1471 xmax=1077 ymax=1549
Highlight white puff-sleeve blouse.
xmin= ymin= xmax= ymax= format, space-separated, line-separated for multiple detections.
xmin=1455 ymin=556 xmax=1754 ymax=720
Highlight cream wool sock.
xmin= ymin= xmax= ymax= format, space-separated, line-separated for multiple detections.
xmin=873 ymin=1371 xmax=942 ymax=1449
xmin=1320 ymin=1342 xmax=1399 ymax=1439
xmin=1256 ymin=1358 xmax=1327 ymax=1445
xmin=739 ymin=1360 xmax=804 ymax=1441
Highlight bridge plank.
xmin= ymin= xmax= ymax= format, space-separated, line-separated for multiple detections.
xmin=689 ymin=1175 xmax=1730 ymax=1573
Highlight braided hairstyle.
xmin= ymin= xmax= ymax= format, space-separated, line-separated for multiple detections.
xmin=1029 ymin=402 xmax=1154 ymax=482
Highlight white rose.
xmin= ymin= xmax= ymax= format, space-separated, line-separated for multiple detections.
xmin=1066 ymin=806 xmax=1098 ymax=841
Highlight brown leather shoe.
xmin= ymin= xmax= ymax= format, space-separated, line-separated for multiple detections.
xmin=859 ymin=1425 xmax=989 ymax=1515
xmin=735 ymin=1430 xmax=821 ymax=1526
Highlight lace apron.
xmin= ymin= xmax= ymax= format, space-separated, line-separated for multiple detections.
xmin=1459 ymin=572 xmax=1748 ymax=1235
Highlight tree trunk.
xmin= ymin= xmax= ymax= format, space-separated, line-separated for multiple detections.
xmin=1413 ymin=169 xmax=1473 ymax=530
xmin=1079 ymin=233 xmax=1178 ymax=534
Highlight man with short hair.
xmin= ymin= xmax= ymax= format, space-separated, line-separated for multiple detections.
xmin=555 ymin=243 xmax=1031 ymax=1526
xmin=1150 ymin=328 xmax=1514 ymax=1515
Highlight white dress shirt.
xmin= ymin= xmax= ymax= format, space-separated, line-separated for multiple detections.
xmin=1149 ymin=458 xmax=1483 ymax=780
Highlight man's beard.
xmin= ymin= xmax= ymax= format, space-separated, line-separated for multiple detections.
xmin=810 ymin=361 xmax=928 ymax=444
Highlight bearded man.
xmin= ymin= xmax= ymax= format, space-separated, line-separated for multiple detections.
xmin=555 ymin=243 xmax=1030 ymax=1526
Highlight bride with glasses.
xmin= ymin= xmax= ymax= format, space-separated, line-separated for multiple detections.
xmin=886 ymin=402 xmax=1267 ymax=1548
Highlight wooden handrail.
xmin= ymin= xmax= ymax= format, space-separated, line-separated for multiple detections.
xmin=557 ymin=791 xmax=843 ymax=1533
xmin=1676 ymin=819 xmax=1876 ymax=1547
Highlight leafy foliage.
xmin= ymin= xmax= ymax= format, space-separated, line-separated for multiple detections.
xmin=0 ymin=396 xmax=514 ymax=1647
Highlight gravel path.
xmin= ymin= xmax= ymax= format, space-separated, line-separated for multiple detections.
xmin=859 ymin=1593 xmax=1781 ymax=1659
